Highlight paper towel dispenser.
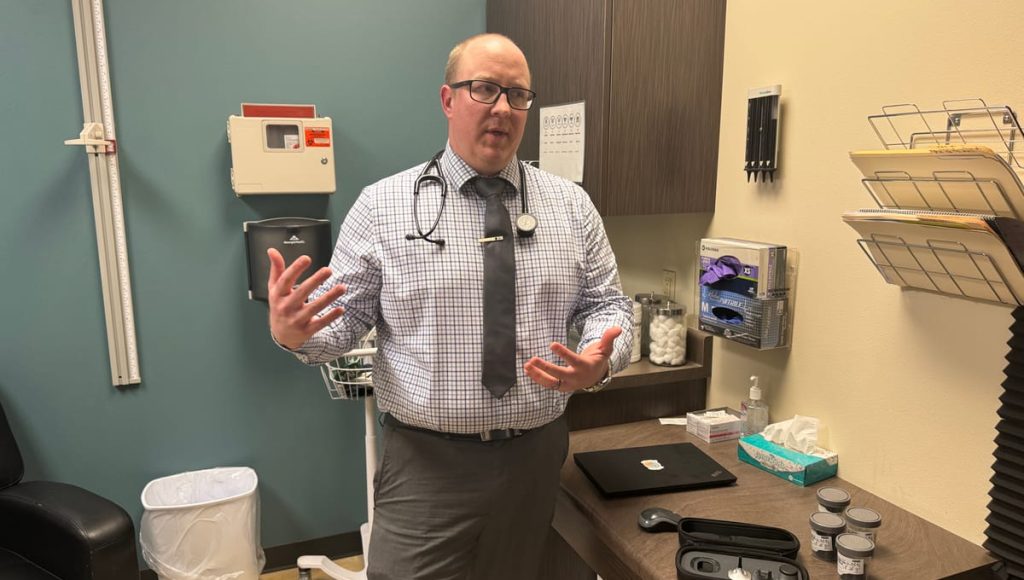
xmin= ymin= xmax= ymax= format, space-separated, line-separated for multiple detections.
xmin=244 ymin=217 xmax=333 ymax=302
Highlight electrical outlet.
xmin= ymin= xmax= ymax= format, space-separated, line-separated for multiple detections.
xmin=661 ymin=269 xmax=677 ymax=300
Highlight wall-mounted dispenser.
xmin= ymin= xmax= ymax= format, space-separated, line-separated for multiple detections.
xmin=228 ymin=103 xmax=336 ymax=195
xmin=745 ymin=85 xmax=781 ymax=183
xmin=243 ymin=217 xmax=333 ymax=302
xmin=697 ymin=237 xmax=791 ymax=349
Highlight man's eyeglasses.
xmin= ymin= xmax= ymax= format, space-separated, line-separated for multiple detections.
xmin=449 ymin=79 xmax=537 ymax=111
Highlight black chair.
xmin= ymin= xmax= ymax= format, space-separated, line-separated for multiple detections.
xmin=0 ymin=399 xmax=139 ymax=579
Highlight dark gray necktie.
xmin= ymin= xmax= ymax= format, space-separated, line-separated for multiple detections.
xmin=474 ymin=177 xmax=516 ymax=398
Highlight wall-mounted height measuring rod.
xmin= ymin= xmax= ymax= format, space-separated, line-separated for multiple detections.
xmin=65 ymin=0 xmax=140 ymax=386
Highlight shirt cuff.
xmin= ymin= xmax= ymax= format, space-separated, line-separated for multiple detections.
xmin=271 ymin=331 xmax=326 ymax=366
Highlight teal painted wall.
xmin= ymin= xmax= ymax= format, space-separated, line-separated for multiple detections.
xmin=0 ymin=0 xmax=484 ymax=549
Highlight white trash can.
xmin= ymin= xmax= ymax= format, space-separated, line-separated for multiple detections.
xmin=140 ymin=466 xmax=265 ymax=580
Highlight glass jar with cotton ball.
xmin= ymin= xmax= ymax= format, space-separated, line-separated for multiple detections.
xmin=648 ymin=302 xmax=687 ymax=366
xmin=634 ymin=292 xmax=667 ymax=357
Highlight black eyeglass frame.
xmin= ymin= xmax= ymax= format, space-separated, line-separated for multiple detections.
xmin=448 ymin=79 xmax=537 ymax=111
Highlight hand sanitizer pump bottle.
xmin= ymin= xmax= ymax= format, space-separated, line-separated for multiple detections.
xmin=741 ymin=375 xmax=769 ymax=436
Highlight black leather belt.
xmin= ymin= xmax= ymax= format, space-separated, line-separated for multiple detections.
xmin=381 ymin=413 xmax=530 ymax=442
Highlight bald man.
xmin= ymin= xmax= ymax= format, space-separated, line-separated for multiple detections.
xmin=267 ymin=34 xmax=633 ymax=579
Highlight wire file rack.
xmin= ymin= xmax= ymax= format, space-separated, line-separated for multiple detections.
xmin=847 ymin=98 xmax=1024 ymax=306
xmin=861 ymin=171 xmax=1019 ymax=219
xmin=868 ymin=99 xmax=1023 ymax=168
xmin=855 ymin=235 xmax=1020 ymax=306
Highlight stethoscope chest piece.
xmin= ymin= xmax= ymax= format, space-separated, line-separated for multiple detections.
xmin=515 ymin=213 xmax=537 ymax=237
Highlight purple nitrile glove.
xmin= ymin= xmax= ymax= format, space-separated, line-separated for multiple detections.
xmin=699 ymin=255 xmax=742 ymax=285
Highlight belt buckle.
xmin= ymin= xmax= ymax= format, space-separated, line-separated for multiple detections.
xmin=480 ymin=428 xmax=519 ymax=442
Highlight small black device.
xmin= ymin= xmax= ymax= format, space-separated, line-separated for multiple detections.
xmin=243 ymin=217 xmax=333 ymax=302
xmin=408 ymin=150 xmax=537 ymax=247
xmin=639 ymin=507 xmax=683 ymax=533
xmin=573 ymin=442 xmax=736 ymax=497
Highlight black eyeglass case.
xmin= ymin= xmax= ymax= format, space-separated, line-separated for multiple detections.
xmin=675 ymin=518 xmax=809 ymax=580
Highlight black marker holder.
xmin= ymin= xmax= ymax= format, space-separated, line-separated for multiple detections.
xmin=745 ymin=85 xmax=781 ymax=183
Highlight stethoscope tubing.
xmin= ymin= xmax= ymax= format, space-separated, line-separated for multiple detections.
xmin=408 ymin=150 xmax=534 ymax=247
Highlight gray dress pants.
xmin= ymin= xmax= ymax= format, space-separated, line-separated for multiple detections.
xmin=366 ymin=414 xmax=569 ymax=580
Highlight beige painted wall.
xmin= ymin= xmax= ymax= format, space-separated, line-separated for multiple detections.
xmin=605 ymin=0 xmax=1024 ymax=544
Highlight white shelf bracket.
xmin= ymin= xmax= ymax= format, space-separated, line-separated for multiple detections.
xmin=65 ymin=122 xmax=116 ymax=154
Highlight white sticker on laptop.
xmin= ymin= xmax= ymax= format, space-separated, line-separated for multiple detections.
xmin=641 ymin=459 xmax=665 ymax=471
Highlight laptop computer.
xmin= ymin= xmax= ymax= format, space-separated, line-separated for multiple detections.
xmin=574 ymin=442 xmax=737 ymax=497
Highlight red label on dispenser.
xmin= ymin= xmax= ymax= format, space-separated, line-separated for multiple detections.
xmin=305 ymin=127 xmax=331 ymax=147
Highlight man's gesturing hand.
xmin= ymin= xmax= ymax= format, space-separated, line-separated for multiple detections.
xmin=524 ymin=326 xmax=622 ymax=392
xmin=267 ymin=248 xmax=347 ymax=350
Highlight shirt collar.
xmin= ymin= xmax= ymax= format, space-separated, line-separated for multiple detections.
xmin=440 ymin=142 xmax=522 ymax=196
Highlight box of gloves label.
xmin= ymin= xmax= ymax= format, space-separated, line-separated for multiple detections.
xmin=737 ymin=416 xmax=838 ymax=486
xmin=699 ymin=287 xmax=787 ymax=349
xmin=698 ymin=238 xmax=787 ymax=299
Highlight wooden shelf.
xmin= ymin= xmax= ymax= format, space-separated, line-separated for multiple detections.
xmin=607 ymin=327 xmax=712 ymax=390
xmin=566 ymin=328 xmax=712 ymax=431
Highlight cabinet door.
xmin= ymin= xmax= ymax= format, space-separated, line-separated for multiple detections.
xmin=487 ymin=0 xmax=610 ymax=209
xmin=604 ymin=0 xmax=725 ymax=215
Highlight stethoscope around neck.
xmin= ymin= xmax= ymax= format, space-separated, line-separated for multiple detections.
xmin=405 ymin=150 xmax=537 ymax=248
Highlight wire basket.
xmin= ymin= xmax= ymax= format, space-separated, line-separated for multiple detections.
xmin=319 ymin=329 xmax=377 ymax=400
xmin=868 ymin=99 xmax=1023 ymax=169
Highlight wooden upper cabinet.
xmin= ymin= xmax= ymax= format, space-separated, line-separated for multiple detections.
xmin=487 ymin=0 xmax=726 ymax=216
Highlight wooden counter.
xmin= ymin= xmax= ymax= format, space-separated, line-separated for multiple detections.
xmin=547 ymin=420 xmax=998 ymax=579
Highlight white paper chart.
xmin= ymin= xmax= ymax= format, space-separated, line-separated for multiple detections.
xmin=539 ymin=101 xmax=585 ymax=183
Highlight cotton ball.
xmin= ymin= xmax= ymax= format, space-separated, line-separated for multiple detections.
xmin=669 ymin=355 xmax=685 ymax=365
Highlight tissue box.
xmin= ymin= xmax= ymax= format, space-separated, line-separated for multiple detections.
xmin=737 ymin=433 xmax=838 ymax=486
xmin=686 ymin=407 xmax=743 ymax=443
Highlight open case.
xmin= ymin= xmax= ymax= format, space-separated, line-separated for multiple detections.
xmin=675 ymin=518 xmax=809 ymax=580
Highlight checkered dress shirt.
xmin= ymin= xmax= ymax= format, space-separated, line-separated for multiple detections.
xmin=291 ymin=144 xmax=633 ymax=433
